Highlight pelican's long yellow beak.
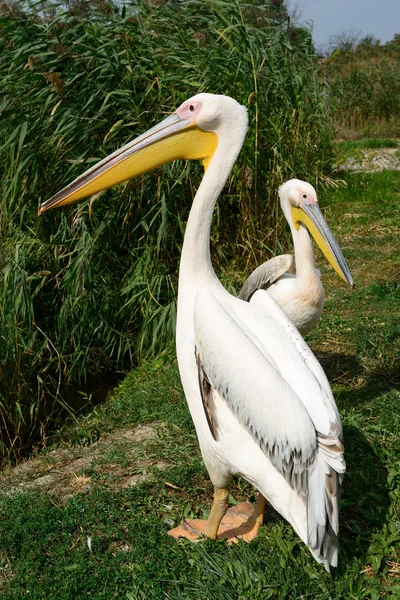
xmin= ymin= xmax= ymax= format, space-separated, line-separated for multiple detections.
xmin=39 ymin=111 xmax=217 ymax=213
xmin=292 ymin=204 xmax=354 ymax=288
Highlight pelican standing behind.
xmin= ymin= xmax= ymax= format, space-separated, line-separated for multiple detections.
xmin=40 ymin=94 xmax=345 ymax=571
xmin=239 ymin=179 xmax=353 ymax=335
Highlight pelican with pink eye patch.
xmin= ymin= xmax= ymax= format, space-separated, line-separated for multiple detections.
xmin=239 ymin=178 xmax=354 ymax=336
xmin=38 ymin=96 xmax=347 ymax=572
xmin=299 ymin=191 xmax=318 ymax=208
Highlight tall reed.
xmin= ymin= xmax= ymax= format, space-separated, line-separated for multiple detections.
xmin=325 ymin=41 xmax=400 ymax=138
xmin=0 ymin=0 xmax=333 ymax=460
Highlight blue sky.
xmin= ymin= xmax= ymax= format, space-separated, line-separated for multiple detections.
xmin=297 ymin=0 xmax=400 ymax=50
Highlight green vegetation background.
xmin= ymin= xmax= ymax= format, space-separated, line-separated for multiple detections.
xmin=2 ymin=0 xmax=400 ymax=459
xmin=0 ymin=0 xmax=334 ymax=458
xmin=0 ymin=1 xmax=399 ymax=597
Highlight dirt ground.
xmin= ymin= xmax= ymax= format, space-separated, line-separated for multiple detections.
xmin=0 ymin=425 xmax=169 ymax=501
xmin=336 ymin=147 xmax=400 ymax=172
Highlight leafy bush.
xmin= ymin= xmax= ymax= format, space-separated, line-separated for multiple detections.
xmin=0 ymin=0 xmax=333 ymax=459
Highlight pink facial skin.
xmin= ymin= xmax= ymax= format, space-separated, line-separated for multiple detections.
xmin=176 ymin=100 xmax=204 ymax=121
xmin=299 ymin=191 xmax=317 ymax=208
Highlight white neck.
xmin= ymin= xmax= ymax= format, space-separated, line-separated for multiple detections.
xmin=288 ymin=219 xmax=317 ymax=281
xmin=179 ymin=131 xmax=245 ymax=284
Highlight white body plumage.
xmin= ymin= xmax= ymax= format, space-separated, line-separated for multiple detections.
xmin=175 ymin=95 xmax=345 ymax=571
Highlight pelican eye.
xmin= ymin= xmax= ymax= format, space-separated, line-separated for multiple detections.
xmin=302 ymin=194 xmax=307 ymax=199
xmin=189 ymin=104 xmax=195 ymax=112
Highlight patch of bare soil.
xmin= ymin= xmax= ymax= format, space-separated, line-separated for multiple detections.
xmin=335 ymin=148 xmax=400 ymax=172
xmin=0 ymin=425 xmax=169 ymax=501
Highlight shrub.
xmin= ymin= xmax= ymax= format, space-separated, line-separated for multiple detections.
xmin=324 ymin=42 xmax=400 ymax=137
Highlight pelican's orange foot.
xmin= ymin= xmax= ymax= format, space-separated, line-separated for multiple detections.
xmin=168 ymin=501 xmax=261 ymax=543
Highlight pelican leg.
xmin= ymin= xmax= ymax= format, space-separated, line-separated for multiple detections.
xmin=204 ymin=486 xmax=230 ymax=538
xmin=168 ymin=489 xmax=266 ymax=543
xmin=249 ymin=492 xmax=266 ymax=531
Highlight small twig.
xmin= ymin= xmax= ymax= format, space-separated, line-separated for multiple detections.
xmin=164 ymin=481 xmax=181 ymax=490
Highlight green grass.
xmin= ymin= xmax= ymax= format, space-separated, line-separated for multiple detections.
xmin=0 ymin=363 xmax=398 ymax=599
xmin=335 ymin=138 xmax=399 ymax=153
xmin=0 ymin=170 xmax=399 ymax=597
xmin=333 ymin=138 xmax=400 ymax=166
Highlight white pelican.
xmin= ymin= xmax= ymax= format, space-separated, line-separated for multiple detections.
xmin=239 ymin=179 xmax=354 ymax=335
xmin=40 ymin=94 xmax=345 ymax=571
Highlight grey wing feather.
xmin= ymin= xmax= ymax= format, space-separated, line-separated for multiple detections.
xmin=239 ymin=254 xmax=293 ymax=301
xmin=307 ymin=449 xmax=343 ymax=571
xmin=195 ymin=349 xmax=219 ymax=441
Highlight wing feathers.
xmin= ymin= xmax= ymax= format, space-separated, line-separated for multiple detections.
xmin=239 ymin=254 xmax=293 ymax=301
xmin=307 ymin=453 xmax=342 ymax=571
xmin=250 ymin=289 xmax=343 ymax=437
xmin=194 ymin=288 xmax=316 ymax=497
xmin=194 ymin=287 xmax=345 ymax=571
